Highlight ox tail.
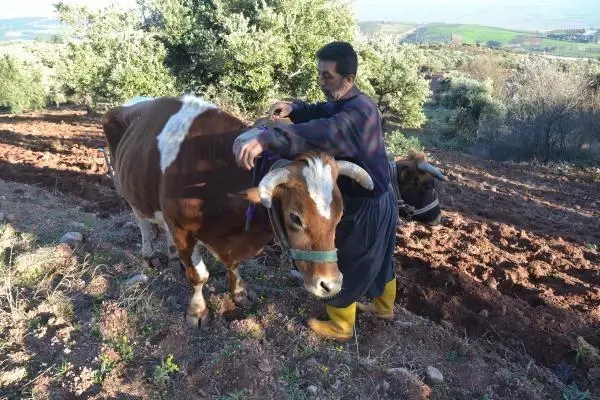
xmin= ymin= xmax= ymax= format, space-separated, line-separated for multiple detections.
xmin=100 ymin=108 xmax=127 ymax=197
xmin=101 ymin=108 xmax=126 ymax=161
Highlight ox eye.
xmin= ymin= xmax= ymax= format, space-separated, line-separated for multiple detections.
xmin=289 ymin=213 xmax=303 ymax=228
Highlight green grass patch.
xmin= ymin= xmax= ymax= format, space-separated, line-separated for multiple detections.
xmin=539 ymin=38 xmax=600 ymax=58
xmin=426 ymin=24 xmax=524 ymax=45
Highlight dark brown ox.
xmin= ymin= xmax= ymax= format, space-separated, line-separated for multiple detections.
xmin=388 ymin=151 xmax=447 ymax=226
xmin=101 ymin=95 xmax=374 ymax=328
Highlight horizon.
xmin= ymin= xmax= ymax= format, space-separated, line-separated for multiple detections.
xmin=0 ymin=0 xmax=599 ymax=31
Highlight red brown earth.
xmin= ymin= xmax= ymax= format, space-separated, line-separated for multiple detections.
xmin=0 ymin=107 xmax=598 ymax=397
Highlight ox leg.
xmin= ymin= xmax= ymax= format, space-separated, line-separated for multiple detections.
xmin=160 ymin=219 xmax=182 ymax=269
xmin=226 ymin=264 xmax=257 ymax=309
xmin=133 ymin=209 xmax=159 ymax=260
xmin=171 ymin=229 xmax=210 ymax=328
xmin=187 ymin=243 xmax=210 ymax=328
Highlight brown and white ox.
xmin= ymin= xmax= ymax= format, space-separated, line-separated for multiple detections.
xmin=101 ymin=95 xmax=375 ymax=328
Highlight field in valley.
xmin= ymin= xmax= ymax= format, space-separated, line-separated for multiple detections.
xmin=361 ymin=22 xmax=600 ymax=59
xmin=0 ymin=107 xmax=599 ymax=399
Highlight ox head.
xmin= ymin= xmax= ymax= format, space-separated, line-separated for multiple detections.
xmin=239 ymin=153 xmax=373 ymax=299
xmin=389 ymin=150 xmax=446 ymax=226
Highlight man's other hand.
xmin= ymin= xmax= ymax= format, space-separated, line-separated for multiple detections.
xmin=267 ymin=101 xmax=293 ymax=119
xmin=233 ymin=128 xmax=265 ymax=170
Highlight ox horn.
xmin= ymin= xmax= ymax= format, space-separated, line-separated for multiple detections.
xmin=336 ymin=160 xmax=374 ymax=190
xmin=258 ymin=168 xmax=291 ymax=208
xmin=417 ymin=160 xmax=447 ymax=181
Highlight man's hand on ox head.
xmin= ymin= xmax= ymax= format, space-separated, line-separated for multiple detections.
xmin=233 ymin=127 xmax=265 ymax=170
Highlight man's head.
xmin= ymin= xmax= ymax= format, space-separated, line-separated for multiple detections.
xmin=316 ymin=41 xmax=357 ymax=101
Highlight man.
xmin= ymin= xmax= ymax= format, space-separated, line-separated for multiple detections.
xmin=233 ymin=41 xmax=398 ymax=341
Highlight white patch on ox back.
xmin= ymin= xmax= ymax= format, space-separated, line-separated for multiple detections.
xmin=157 ymin=95 xmax=218 ymax=173
xmin=302 ymin=156 xmax=334 ymax=219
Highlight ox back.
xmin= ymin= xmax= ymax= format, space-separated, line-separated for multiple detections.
xmin=103 ymin=96 xmax=273 ymax=249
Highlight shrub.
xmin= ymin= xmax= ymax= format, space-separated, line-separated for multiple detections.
xmin=442 ymin=74 xmax=506 ymax=140
xmin=0 ymin=55 xmax=47 ymax=113
xmin=504 ymin=57 xmax=600 ymax=161
xmin=356 ymin=35 xmax=430 ymax=129
xmin=55 ymin=2 xmax=176 ymax=109
xmin=385 ymin=130 xmax=424 ymax=158
xmin=140 ymin=0 xmax=355 ymax=117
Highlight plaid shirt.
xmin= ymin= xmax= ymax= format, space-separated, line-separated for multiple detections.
xmin=258 ymin=86 xmax=390 ymax=197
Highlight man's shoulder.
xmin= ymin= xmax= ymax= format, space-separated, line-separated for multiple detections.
xmin=345 ymin=90 xmax=380 ymax=117
xmin=346 ymin=87 xmax=376 ymax=106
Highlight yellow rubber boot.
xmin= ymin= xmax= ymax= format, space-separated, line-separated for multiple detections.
xmin=357 ymin=278 xmax=396 ymax=320
xmin=307 ymin=302 xmax=356 ymax=341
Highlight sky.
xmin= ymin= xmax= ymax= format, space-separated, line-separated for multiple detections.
xmin=0 ymin=0 xmax=137 ymax=19
xmin=354 ymin=0 xmax=600 ymax=31
xmin=0 ymin=0 xmax=599 ymax=30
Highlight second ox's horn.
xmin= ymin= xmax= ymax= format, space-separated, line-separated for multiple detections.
xmin=417 ymin=160 xmax=447 ymax=181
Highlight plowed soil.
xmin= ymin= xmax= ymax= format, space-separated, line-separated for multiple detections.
xmin=1 ymin=107 xmax=599 ymax=395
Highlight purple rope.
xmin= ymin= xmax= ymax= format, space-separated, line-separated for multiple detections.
xmin=244 ymin=149 xmax=281 ymax=231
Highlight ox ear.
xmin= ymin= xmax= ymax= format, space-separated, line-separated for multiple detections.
xmin=397 ymin=164 xmax=411 ymax=183
xmin=227 ymin=187 xmax=261 ymax=204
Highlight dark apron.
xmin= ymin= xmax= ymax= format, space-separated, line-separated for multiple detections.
xmin=327 ymin=185 xmax=398 ymax=308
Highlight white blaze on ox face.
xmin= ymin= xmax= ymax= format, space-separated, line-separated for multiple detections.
xmin=156 ymin=95 xmax=218 ymax=173
xmin=302 ymin=156 xmax=334 ymax=220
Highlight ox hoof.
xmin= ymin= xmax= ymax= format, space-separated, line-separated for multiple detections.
xmin=186 ymin=309 xmax=210 ymax=329
xmin=144 ymin=253 xmax=168 ymax=269
xmin=168 ymin=257 xmax=184 ymax=272
xmin=233 ymin=287 xmax=257 ymax=309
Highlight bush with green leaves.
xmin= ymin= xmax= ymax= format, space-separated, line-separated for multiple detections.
xmin=26 ymin=42 xmax=69 ymax=107
xmin=0 ymin=55 xmax=47 ymax=113
xmin=139 ymin=0 xmax=355 ymax=117
xmin=384 ymin=129 xmax=424 ymax=158
xmin=50 ymin=0 xmax=437 ymax=130
xmin=356 ymin=35 xmax=430 ymax=129
xmin=442 ymin=74 xmax=506 ymax=140
xmin=55 ymin=2 xmax=176 ymax=109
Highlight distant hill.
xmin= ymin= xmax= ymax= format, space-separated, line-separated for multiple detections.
xmin=359 ymin=22 xmax=600 ymax=59
xmin=0 ymin=17 xmax=62 ymax=42
xmin=358 ymin=21 xmax=416 ymax=36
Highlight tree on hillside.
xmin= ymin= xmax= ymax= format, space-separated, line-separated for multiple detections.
xmin=505 ymin=57 xmax=599 ymax=161
xmin=55 ymin=2 xmax=176 ymax=108
xmin=355 ymin=34 xmax=430 ymax=129
xmin=139 ymin=0 xmax=356 ymax=116
xmin=0 ymin=55 xmax=47 ymax=113
xmin=441 ymin=74 xmax=507 ymax=140
xmin=52 ymin=0 xmax=433 ymax=127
